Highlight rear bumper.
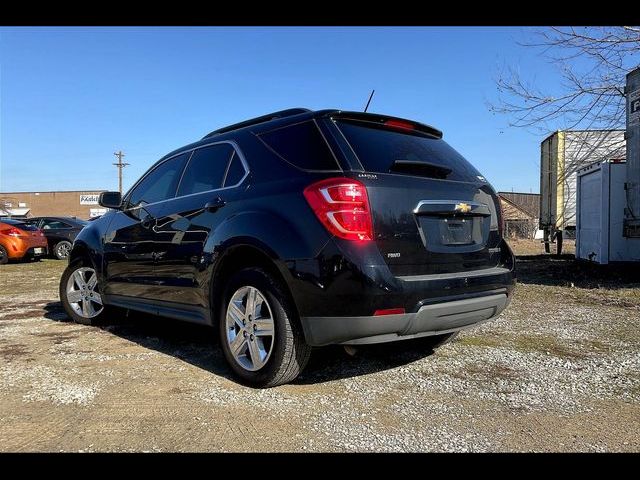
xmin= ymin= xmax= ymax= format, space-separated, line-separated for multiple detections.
xmin=25 ymin=246 xmax=48 ymax=258
xmin=301 ymin=292 xmax=509 ymax=346
xmin=4 ymin=238 xmax=48 ymax=259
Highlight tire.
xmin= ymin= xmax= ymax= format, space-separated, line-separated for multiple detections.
xmin=218 ymin=268 xmax=311 ymax=387
xmin=0 ymin=245 xmax=8 ymax=265
xmin=54 ymin=241 xmax=72 ymax=260
xmin=59 ymin=258 xmax=108 ymax=326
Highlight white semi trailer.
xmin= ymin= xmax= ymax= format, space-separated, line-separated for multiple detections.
xmin=575 ymin=67 xmax=640 ymax=264
xmin=540 ymin=129 xmax=625 ymax=254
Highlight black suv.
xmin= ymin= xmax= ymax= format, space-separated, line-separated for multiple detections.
xmin=59 ymin=108 xmax=515 ymax=387
xmin=26 ymin=216 xmax=89 ymax=260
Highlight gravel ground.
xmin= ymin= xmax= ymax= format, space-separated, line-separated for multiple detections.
xmin=0 ymin=246 xmax=639 ymax=452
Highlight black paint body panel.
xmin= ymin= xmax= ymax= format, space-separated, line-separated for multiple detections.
xmin=69 ymin=109 xmax=516 ymax=344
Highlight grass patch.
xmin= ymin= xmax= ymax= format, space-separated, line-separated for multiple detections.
xmin=509 ymin=334 xmax=588 ymax=360
xmin=0 ymin=259 xmax=66 ymax=296
xmin=463 ymin=363 xmax=519 ymax=380
xmin=457 ymin=335 xmax=502 ymax=348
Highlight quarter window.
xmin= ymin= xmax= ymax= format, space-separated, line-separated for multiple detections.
xmin=223 ymin=152 xmax=246 ymax=187
xmin=258 ymin=120 xmax=339 ymax=171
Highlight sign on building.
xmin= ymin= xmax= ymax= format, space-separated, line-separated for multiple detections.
xmin=89 ymin=208 xmax=108 ymax=218
xmin=80 ymin=194 xmax=100 ymax=205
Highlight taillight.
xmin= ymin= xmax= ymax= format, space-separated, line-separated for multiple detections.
xmin=1 ymin=227 xmax=22 ymax=237
xmin=303 ymin=177 xmax=373 ymax=241
xmin=374 ymin=308 xmax=405 ymax=316
xmin=384 ymin=119 xmax=414 ymax=131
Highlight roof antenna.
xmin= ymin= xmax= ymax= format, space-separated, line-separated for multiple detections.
xmin=364 ymin=89 xmax=375 ymax=112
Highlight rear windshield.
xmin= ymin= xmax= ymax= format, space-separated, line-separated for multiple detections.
xmin=2 ymin=218 xmax=39 ymax=231
xmin=336 ymin=119 xmax=484 ymax=182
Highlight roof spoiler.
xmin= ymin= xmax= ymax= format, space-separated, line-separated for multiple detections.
xmin=327 ymin=111 xmax=443 ymax=139
xmin=202 ymin=108 xmax=311 ymax=139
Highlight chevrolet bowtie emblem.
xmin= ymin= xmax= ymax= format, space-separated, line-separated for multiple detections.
xmin=455 ymin=202 xmax=472 ymax=213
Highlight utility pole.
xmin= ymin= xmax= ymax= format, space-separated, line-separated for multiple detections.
xmin=113 ymin=151 xmax=130 ymax=194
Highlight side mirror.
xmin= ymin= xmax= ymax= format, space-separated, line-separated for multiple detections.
xmin=99 ymin=191 xmax=123 ymax=209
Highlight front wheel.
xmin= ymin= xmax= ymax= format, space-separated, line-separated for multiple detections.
xmin=219 ymin=268 xmax=311 ymax=387
xmin=59 ymin=259 xmax=107 ymax=325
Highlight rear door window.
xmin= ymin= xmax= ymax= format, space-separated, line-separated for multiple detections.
xmin=259 ymin=120 xmax=340 ymax=171
xmin=336 ymin=119 xmax=483 ymax=182
xmin=177 ymin=143 xmax=236 ymax=197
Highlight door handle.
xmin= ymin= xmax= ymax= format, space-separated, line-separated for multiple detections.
xmin=205 ymin=197 xmax=226 ymax=212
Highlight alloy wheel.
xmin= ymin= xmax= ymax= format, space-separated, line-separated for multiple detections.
xmin=65 ymin=266 xmax=104 ymax=318
xmin=225 ymin=286 xmax=275 ymax=371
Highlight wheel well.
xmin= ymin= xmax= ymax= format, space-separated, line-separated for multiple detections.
xmin=211 ymin=245 xmax=299 ymax=325
xmin=69 ymin=244 xmax=90 ymax=264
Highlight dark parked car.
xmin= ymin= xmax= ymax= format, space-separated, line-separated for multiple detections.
xmin=59 ymin=108 xmax=516 ymax=387
xmin=26 ymin=217 xmax=88 ymax=260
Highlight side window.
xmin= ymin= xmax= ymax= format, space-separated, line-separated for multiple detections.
xmin=177 ymin=144 xmax=234 ymax=197
xmin=258 ymin=120 xmax=340 ymax=171
xmin=42 ymin=220 xmax=71 ymax=229
xmin=127 ymin=153 xmax=189 ymax=207
xmin=222 ymin=152 xmax=246 ymax=187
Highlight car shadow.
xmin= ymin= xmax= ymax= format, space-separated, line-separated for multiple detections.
xmin=43 ymin=301 xmax=438 ymax=386
xmin=515 ymin=254 xmax=640 ymax=289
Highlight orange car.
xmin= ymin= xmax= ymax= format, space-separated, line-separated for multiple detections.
xmin=0 ymin=218 xmax=48 ymax=264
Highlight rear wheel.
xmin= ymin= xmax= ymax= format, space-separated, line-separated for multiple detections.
xmin=59 ymin=259 xmax=107 ymax=325
xmin=0 ymin=245 xmax=8 ymax=265
xmin=54 ymin=241 xmax=72 ymax=260
xmin=219 ymin=268 xmax=311 ymax=387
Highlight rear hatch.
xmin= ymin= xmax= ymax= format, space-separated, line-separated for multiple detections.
xmin=332 ymin=115 xmax=503 ymax=276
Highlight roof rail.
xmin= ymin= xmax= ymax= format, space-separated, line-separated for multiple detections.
xmin=202 ymin=108 xmax=311 ymax=139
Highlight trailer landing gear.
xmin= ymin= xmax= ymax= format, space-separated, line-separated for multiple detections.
xmin=543 ymin=229 xmax=563 ymax=256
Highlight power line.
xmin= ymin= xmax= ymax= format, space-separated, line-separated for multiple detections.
xmin=113 ymin=151 xmax=130 ymax=194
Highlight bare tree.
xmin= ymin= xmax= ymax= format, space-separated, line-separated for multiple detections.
xmin=491 ymin=27 xmax=640 ymax=132
xmin=491 ymin=28 xmax=640 ymax=248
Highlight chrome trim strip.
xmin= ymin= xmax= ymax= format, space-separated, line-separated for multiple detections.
xmin=123 ymin=139 xmax=249 ymax=211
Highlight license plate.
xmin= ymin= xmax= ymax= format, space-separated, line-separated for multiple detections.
xmin=34 ymin=247 xmax=45 ymax=254
xmin=440 ymin=218 xmax=473 ymax=245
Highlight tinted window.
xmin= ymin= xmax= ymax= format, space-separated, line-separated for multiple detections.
xmin=42 ymin=220 xmax=72 ymax=229
xmin=1 ymin=218 xmax=38 ymax=231
xmin=259 ymin=120 xmax=339 ymax=171
xmin=177 ymin=144 xmax=234 ymax=197
xmin=128 ymin=153 xmax=189 ymax=206
xmin=223 ymin=152 xmax=245 ymax=187
xmin=336 ymin=120 xmax=483 ymax=182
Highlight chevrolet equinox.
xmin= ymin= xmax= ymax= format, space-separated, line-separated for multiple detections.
xmin=59 ymin=108 xmax=516 ymax=387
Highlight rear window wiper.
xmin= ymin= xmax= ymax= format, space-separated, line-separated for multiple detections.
xmin=389 ymin=160 xmax=453 ymax=179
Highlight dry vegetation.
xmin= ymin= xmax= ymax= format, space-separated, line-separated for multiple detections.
xmin=0 ymin=247 xmax=638 ymax=452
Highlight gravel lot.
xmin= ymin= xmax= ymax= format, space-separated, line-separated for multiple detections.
xmin=1 ymin=240 xmax=639 ymax=452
